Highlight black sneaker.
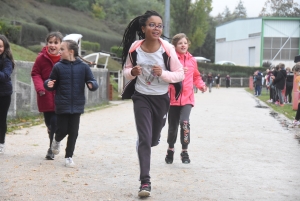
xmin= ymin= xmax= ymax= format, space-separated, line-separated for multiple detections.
xmin=138 ymin=183 xmax=151 ymax=197
xmin=45 ymin=148 xmax=54 ymax=160
xmin=181 ymin=151 xmax=190 ymax=164
xmin=165 ymin=149 xmax=174 ymax=164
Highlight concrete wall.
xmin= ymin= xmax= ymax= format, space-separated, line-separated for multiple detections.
xmin=9 ymin=61 xmax=109 ymax=118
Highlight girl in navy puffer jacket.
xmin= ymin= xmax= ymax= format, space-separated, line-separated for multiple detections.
xmin=0 ymin=35 xmax=15 ymax=154
xmin=44 ymin=40 xmax=98 ymax=168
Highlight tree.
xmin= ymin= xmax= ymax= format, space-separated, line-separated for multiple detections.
xmin=170 ymin=0 xmax=212 ymax=52
xmin=260 ymin=0 xmax=300 ymax=17
xmin=233 ymin=0 xmax=247 ymax=18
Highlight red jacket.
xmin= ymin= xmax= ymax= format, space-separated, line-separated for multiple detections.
xmin=31 ymin=47 xmax=57 ymax=112
xmin=169 ymin=51 xmax=205 ymax=106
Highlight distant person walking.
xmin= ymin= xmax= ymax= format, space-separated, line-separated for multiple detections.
xmin=215 ymin=74 xmax=220 ymax=88
xmin=120 ymin=10 xmax=184 ymax=198
xmin=31 ymin=32 xmax=63 ymax=160
xmin=206 ymin=72 xmax=213 ymax=92
xmin=225 ymin=75 xmax=230 ymax=88
xmin=165 ymin=33 xmax=206 ymax=165
xmin=285 ymin=67 xmax=293 ymax=104
xmin=0 ymin=35 xmax=15 ymax=154
xmin=44 ymin=40 xmax=98 ymax=168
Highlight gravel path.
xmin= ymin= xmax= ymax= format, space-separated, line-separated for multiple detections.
xmin=1 ymin=88 xmax=300 ymax=201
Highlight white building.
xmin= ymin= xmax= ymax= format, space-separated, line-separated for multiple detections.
xmin=215 ymin=17 xmax=300 ymax=67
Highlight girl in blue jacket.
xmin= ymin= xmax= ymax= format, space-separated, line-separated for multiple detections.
xmin=44 ymin=40 xmax=98 ymax=168
xmin=0 ymin=35 xmax=15 ymax=154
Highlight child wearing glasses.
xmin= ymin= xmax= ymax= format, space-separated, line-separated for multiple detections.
xmin=121 ymin=10 xmax=184 ymax=197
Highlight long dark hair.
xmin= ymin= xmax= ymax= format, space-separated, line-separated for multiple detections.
xmin=120 ymin=10 xmax=163 ymax=67
xmin=0 ymin=34 xmax=15 ymax=70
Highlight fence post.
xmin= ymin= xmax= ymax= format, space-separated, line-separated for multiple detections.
xmin=249 ymin=76 xmax=253 ymax=90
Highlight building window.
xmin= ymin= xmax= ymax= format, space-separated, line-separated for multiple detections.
xmin=263 ymin=37 xmax=299 ymax=60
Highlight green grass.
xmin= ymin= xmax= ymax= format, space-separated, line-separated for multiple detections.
xmin=245 ymin=88 xmax=295 ymax=120
xmin=11 ymin=43 xmax=38 ymax=62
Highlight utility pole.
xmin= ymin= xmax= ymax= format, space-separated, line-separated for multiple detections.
xmin=164 ymin=0 xmax=170 ymax=41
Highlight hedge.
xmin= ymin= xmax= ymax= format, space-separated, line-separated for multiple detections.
xmin=36 ymin=17 xmax=121 ymax=51
xmin=197 ymin=62 xmax=266 ymax=77
xmin=0 ymin=21 xmax=21 ymax=44
xmin=20 ymin=22 xmax=48 ymax=46
xmin=81 ymin=40 xmax=100 ymax=52
xmin=110 ymin=46 xmax=122 ymax=58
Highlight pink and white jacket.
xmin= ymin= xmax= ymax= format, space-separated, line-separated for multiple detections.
xmin=169 ymin=51 xmax=206 ymax=106
xmin=122 ymin=38 xmax=184 ymax=99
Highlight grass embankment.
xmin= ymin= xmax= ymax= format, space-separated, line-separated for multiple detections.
xmin=245 ymin=88 xmax=295 ymax=120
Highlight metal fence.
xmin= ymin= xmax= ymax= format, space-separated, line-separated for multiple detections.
xmin=8 ymin=61 xmax=109 ymax=118
xmin=217 ymin=77 xmax=250 ymax=87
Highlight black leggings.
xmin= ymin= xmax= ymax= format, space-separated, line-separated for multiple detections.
xmin=167 ymin=104 xmax=192 ymax=149
xmin=55 ymin=113 xmax=81 ymax=158
xmin=43 ymin=112 xmax=57 ymax=148
xmin=0 ymin=95 xmax=11 ymax=144
xmin=295 ymin=103 xmax=300 ymax=121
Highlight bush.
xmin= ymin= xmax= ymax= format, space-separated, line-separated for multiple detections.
xmin=0 ymin=21 xmax=21 ymax=44
xmin=81 ymin=40 xmax=100 ymax=52
xmin=36 ymin=17 xmax=121 ymax=51
xmin=27 ymin=45 xmax=43 ymax=53
xmin=110 ymin=46 xmax=122 ymax=58
xmin=198 ymin=62 xmax=265 ymax=77
xmin=20 ymin=22 xmax=48 ymax=46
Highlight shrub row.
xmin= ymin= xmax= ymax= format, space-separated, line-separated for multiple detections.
xmin=81 ymin=40 xmax=100 ymax=52
xmin=110 ymin=46 xmax=122 ymax=58
xmin=36 ymin=17 xmax=121 ymax=51
xmin=198 ymin=62 xmax=265 ymax=77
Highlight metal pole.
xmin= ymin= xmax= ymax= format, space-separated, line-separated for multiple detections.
xmin=164 ymin=0 xmax=170 ymax=40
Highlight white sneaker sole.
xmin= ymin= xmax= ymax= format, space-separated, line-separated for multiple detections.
xmin=138 ymin=190 xmax=150 ymax=197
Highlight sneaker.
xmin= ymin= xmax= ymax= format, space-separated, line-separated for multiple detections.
xmin=51 ymin=139 xmax=60 ymax=155
xmin=0 ymin=143 xmax=5 ymax=154
xmin=45 ymin=148 xmax=54 ymax=160
xmin=267 ymin=99 xmax=273 ymax=103
xmin=65 ymin=157 xmax=75 ymax=168
xmin=138 ymin=183 xmax=151 ymax=197
xmin=275 ymin=101 xmax=279 ymax=105
xmin=165 ymin=149 xmax=174 ymax=164
xmin=293 ymin=120 xmax=300 ymax=126
xmin=181 ymin=151 xmax=191 ymax=164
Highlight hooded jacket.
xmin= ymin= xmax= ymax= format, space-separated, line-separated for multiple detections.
xmin=122 ymin=38 xmax=184 ymax=99
xmin=272 ymin=69 xmax=287 ymax=90
xmin=169 ymin=51 xmax=205 ymax=106
xmin=44 ymin=58 xmax=98 ymax=114
xmin=31 ymin=47 xmax=56 ymax=112
xmin=0 ymin=56 xmax=13 ymax=97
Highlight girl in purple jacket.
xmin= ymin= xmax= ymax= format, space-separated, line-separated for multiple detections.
xmin=166 ymin=33 xmax=207 ymax=164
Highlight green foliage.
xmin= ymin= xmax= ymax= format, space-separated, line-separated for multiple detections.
xmin=170 ymin=0 xmax=212 ymax=52
xmin=81 ymin=40 xmax=100 ymax=52
xmin=36 ymin=17 xmax=121 ymax=50
xmin=110 ymin=46 xmax=122 ymax=58
xmin=11 ymin=43 xmax=38 ymax=62
xmin=92 ymin=3 xmax=106 ymax=19
xmin=197 ymin=62 xmax=265 ymax=77
xmin=27 ymin=44 xmax=43 ymax=53
xmin=0 ymin=21 xmax=22 ymax=44
xmin=21 ymin=22 xmax=48 ymax=46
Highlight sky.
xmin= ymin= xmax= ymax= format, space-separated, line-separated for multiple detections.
xmin=210 ymin=0 xmax=300 ymax=17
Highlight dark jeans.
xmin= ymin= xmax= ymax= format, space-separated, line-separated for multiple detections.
xmin=132 ymin=91 xmax=169 ymax=185
xmin=285 ymin=86 xmax=293 ymax=103
xmin=167 ymin=104 xmax=192 ymax=149
xmin=43 ymin=112 xmax=56 ymax=148
xmin=295 ymin=103 xmax=300 ymax=121
xmin=55 ymin=113 xmax=81 ymax=158
xmin=0 ymin=95 xmax=11 ymax=144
